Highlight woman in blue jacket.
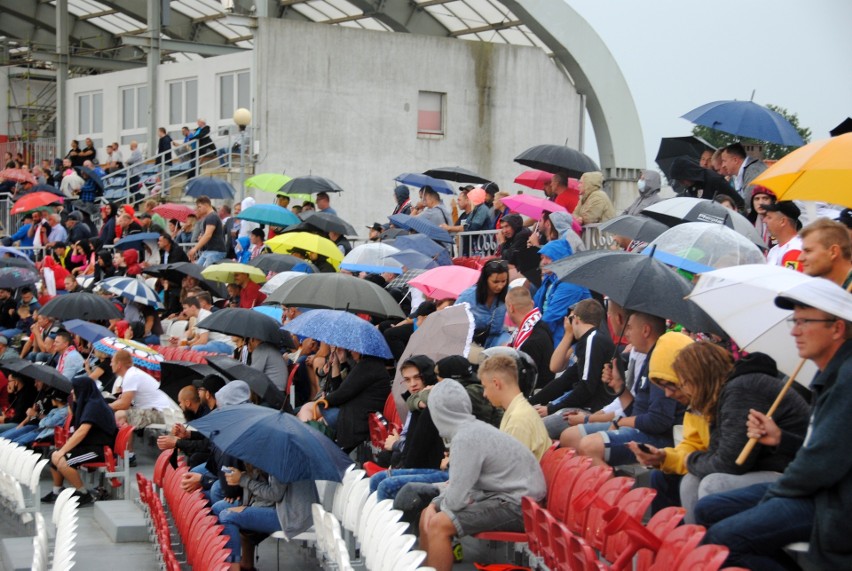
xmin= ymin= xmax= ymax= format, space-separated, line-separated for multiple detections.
xmin=455 ymin=259 xmax=510 ymax=348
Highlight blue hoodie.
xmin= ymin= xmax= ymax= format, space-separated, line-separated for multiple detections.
xmin=533 ymin=240 xmax=591 ymax=345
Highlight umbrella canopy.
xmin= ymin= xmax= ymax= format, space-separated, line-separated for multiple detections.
xmin=79 ymin=167 xmax=104 ymax=190
xmin=185 ymin=177 xmax=236 ymax=199
xmin=265 ymin=232 xmax=344 ymax=265
xmin=93 ymin=337 xmax=164 ymax=372
xmin=249 ymin=254 xmax=317 ymax=275
xmin=599 ymin=215 xmax=670 ymax=243
xmin=0 ymin=168 xmax=38 ymax=185
xmin=205 ymin=356 xmax=286 ymax=408
xmin=387 ymin=214 xmax=453 ymax=244
xmin=340 ymin=243 xmax=403 ymax=275
xmin=641 ymin=197 xmax=765 ymax=248
xmin=142 ymin=262 xmax=227 ymax=298
xmin=387 ymin=249 xmax=439 ymax=270
xmin=655 ymin=136 xmax=716 ymax=180
xmin=681 ymin=100 xmax=805 ymax=147
xmin=245 ymin=173 xmax=292 ymax=193
xmin=687 ymin=265 xmax=819 ymax=381
xmin=189 ymin=403 xmax=353 ymax=483
xmin=152 ymin=203 xmax=195 ymax=222
xmin=749 ymin=133 xmax=852 ymax=207
xmin=501 ymin=194 xmax=567 ymax=220
xmin=266 ymin=273 xmax=405 ymax=319
xmin=282 ymin=309 xmax=392 ymax=359
xmin=394 ymin=173 xmax=454 ymax=195
xmin=158 ymin=361 xmax=219 ymax=402
xmin=30 ymin=184 xmax=64 ymax=197
xmin=63 ymin=319 xmax=113 ymax=344
xmin=113 ymin=232 xmax=161 ymax=251
xmin=196 ymin=307 xmax=292 ymax=346
xmin=11 ymin=191 xmax=62 ymax=215
xmin=514 ymin=169 xmax=554 ymax=191
xmin=514 ymin=144 xmax=600 ymax=178
xmin=260 ymin=271 xmax=307 ymax=295
xmin=237 ymin=204 xmax=301 ymax=227
xmin=830 ymin=117 xmax=852 ymax=137
xmin=644 ymin=222 xmax=766 ymax=274
xmin=0 ymin=246 xmax=33 ymax=262
xmin=99 ymin=276 xmax=162 ymax=309
xmin=391 ymin=234 xmax=454 ymax=265
xmin=299 ymin=211 xmax=357 ymax=236
xmin=0 ymin=359 xmax=72 ymax=393
xmin=1 ymin=257 xmax=37 ymax=270
xmin=408 ymin=266 xmax=480 ymax=300
xmin=0 ymin=266 xmax=38 ymax=289
xmin=202 ymin=262 xmax=267 ymax=284
xmin=40 ymin=292 xmax=122 ymax=321
xmin=548 ymin=250 xmax=721 ymax=334
xmin=388 ymin=268 xmax=427 ymax=289
xmin=423 ymin=166 xmax=490 ymax=185
xmin=279 ymin=175 xmax=343 ymax=195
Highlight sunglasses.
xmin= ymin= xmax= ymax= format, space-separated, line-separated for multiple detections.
xmin=484 ymin=259 xmax=509 ymax=271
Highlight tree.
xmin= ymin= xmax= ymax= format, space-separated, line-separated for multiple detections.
xmin=692 ymin=104 xmax=811 ymax=160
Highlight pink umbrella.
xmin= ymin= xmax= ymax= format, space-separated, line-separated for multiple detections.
xmin=501 ymin=194 xmax=568 ymax=220
xmin=408 ymin=266 xmax=481 ymax=301
xmin=153 ymin=203 xmax=195 ymax=222
xmin=514 ymin=169 xmax=552 ymax=190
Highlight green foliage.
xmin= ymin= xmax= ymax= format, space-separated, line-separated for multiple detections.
xmin=691 ymin=104 xmax=811 ymax=160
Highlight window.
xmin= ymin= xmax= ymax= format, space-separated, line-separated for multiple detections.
xmin=120 ymin=84 xmax=148 ymax=145
xmin=218 ymin=70 xmax=251 ymax=120
xmin=417 ymin=91 xmax=445 ymax=136
xmin=76 ymin=91 xmax=103 ymax=135
xmin=168 ymin=78 xmax=198 ymax=126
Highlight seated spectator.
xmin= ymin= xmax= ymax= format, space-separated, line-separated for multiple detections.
xmin=246 ymin=337 xmax=288 ymax=391
xmin=436 ymin=355 xmax=503 ymax=427
xmin=532 ymin=239 xmax=591 ymax=345
xmin=0 ymin=374 xmax=37 ymax=434
xmin=54 ymin=331 xmax=85 ymax=379
xmin=10 ymin=388 xmax=69 ymax=446
xmin=179 ymin=296 xmax=235 ymax=355
xmin=158 ymin=376 xmax=226 ymax=468
xmin=22 ymin=313 xmax=59 ymax=363
xmin=0 ymin=335 xmax=20 ymax=361
xmin=83 ymin=349 xmax=116 ymax=395
xmin=455 ymin=260 xmax=510 ymax=348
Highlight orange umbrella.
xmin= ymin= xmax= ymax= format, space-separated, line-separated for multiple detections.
xmin=11 ymin=191 xmax=62 ymax=214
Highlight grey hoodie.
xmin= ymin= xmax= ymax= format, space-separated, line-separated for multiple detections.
xmin=623 ymin=169 xmax=663 ymax=216
xmin=429 ymin=380 xmax=546 ymax=525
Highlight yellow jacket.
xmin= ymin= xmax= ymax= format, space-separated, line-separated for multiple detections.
xmin=659 ymin=411 xmax=710 ymax=475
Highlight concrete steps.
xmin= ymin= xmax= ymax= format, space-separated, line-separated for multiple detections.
xmin=94 ymin=500 xmax=148 ymax=543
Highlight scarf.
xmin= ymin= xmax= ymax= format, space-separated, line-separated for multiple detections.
xmin=57 ymin=345 xmax=76 ymax=374
xmin=513 ymin=308 xmax=542 ymax=349
xmin=393 ymin=198 xmax=410 ymax=215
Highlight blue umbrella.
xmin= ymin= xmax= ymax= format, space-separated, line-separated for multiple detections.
xmin=392 ymin=234 xmax=454 ymax=265
xmin=681 ymin=100 xmax=805 ymax=147
xmin=99 ymin=276 xmax=162 ymax=309
xmin=185 ymin=176 xmax=236 ymax=199
xmin=63 ymin=319 xmax=113 ymax=344
xmin=189 ymin=403 xmax=354 ymax=483
xmin=237 ymin=204 xmax=301 ymax=227
xmin=388 ymin=249 xmax=439 ymax=270
xmin=394 ymin=173 xmax=455 ymax=195
xmin=282 ymin=309 xmax=393 ymax=359
xmin=113 ymin=232 xmax=161 ymax=250
xmin=388 ymin=213 xmax=453 ymax=244
xmin=0 ymin=246 xmax=32 ymax=261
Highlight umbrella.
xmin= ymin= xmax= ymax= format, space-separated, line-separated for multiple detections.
xmin=158 ymin=361 xmax=219 ymax=402
xmin=392 ymin=234 xmax=454 ymax=265
xmin=153 ymin=203 xmax=195 ymax=222
xmin=282 ymin=309 xmax=392 ymax=359
xmin=0 ymin=359 xmax=72 ymax=393
xmin=681 ymin=100 xmax=804 ymax=147
xmin=93 ymin=338 xmax=164 ymax=372
xmin=391 ymin=305 xmax=474 ymax=422
xmin=63 ymin=319 xmax=114 ymax=344
xmin=749 ymin=133 xmax=852 ymax=207
xmin=641 ymin=197 xmax=765 ymax=248
xmin=655 ymin=136 xmax=716 ymax=180
xmin=387 ymin=249 xmax=439 ymax=270
xmin=30 ymin=184 xmax=64 ymax=197
xmin=644 ymin=222 xmax=766 ymax=274
xmin=0 ymin=168 xmax=37 ymax=185
xmin=514 ymin=169 xmax=554 ymax=191
xmin=514 ymin=144 xmax=600 ymax=178
xmin=0 ymin=266 xmax=38 ymax=289
xmin=548 ymin=250 xmax=721 ymax=334
xmin=266 ymin=273 xmax=405 ymax=319
xmin=69 ymin=200 xmax=100 ymax=216
xmin=279 ymin=175 xmax=343 ymax=195
xmin=394 ymin=173 xmax=454 ymax=195
xmin=99 ymin=276 xmax=163 ymax=309
xmin=11 ymin=191 xmax=62 ymax=215
xmin=260 ymin=271 xmax=307 ymax=295
xmin=1 ymin=258 xmax=37 ymax=270
xmin=39 ymin=292 xmax=122 ymax=321
xmin=387 ymin=214 xmax=453 ymax=244
xmin=408 ymin=266 xmax=480 ymax=300
xmin=340 ymin=243 xmax=403 ymax=275
xmin=196 ymin=308 xmax=292 ymax=346
xmin=599 ymin=215 xmax=670 ymax=243
xmin=237 ymin=204 xmax=301 ymax=228
xmin=202 ymin=262 xmax=267 ymax=284
xmin=245 ymin=173 xmax=292 ymax=193
xmin=185 ymin=177 xmax=235 ymax=199
xmin=253 ymin=305 xmax=283 ymax=322
xmin=299 ymin=211 xmax=357 ymax=236
xmin=79 ymin=167 xmax=104 ymax=190
xmin=388 ymin=268 xmax=427 ymax=289
xmin=113 ymin=232 xmax=161 ymax=251
xmin=265 ymin=232 xmax=344 ymax=265
xmin=829 ymin=117 xmax=852 ymax=137
xmin=249 ymin=254 xmax=318 ymax=275
xmin=142 ymin=262 xmax=227 ymax=298
xmin=189 ymin=403 xmax=354 ymax=483
xmin=380 ymin=228 xmax=408 ymax=240
xmin=501 ymin=194 xmax=568 ymax=220
xmin=0 ymin=246 xmax=33 ymax=261
xmin=205 ymin=356 xmax=286 ymax=408
xmin=423 ymin=166 xmax=491 ymax=185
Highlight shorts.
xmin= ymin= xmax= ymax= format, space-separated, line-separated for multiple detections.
xmin=582 ymin=424 xmax=669 ymax=467
xmin=439 ymin=496 xmax=523 ymax=537
xmin=52 ymin=444 xmax=106 ymax=469
xmin=127 ymin=408 xmax=166 ymax=429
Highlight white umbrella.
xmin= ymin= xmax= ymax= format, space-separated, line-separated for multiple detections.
xmin=260 ymin=271 xmax=308 ymax=296
xmin=644 ymin=222 xmax=766 ymax=274
xmin=339 ymin=243 xmax=403 ymax=275
xmin=642 ymin=197 xmax=765 ymax=248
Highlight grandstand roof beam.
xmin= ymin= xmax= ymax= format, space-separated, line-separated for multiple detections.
xmin=27 ymin=50 xmax=144 ymax=70
xmin=0 ymin=0 xmax=108 ymax=52
xmin=120 ymin=35 xmax=249 ymax=57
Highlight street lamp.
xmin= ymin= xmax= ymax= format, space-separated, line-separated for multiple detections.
xmin=233 ymin=107 xmax=252 ymax=201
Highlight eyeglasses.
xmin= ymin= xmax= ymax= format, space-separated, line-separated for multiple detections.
xmin=785 ymin=317 xmax=838 ymax=329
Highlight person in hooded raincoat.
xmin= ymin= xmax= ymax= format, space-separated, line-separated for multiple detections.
xmin=532 ymin=239 xmax=591 ymax=346
xmin=623 ymin=170 xmax=664 ymax=216
xmin=573 ymin=171 xmax=616 ymax=226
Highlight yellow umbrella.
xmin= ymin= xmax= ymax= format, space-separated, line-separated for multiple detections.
xmin=265 ymin=232 xmax=343 ymax=267
xmin=202 ymin=262 xmax=267 ymax=284
xmin=750 ymin=133 xmax=852 ymax=207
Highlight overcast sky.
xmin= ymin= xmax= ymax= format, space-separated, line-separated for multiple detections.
xmin=567 ymin=0 xmax=852 ymax=169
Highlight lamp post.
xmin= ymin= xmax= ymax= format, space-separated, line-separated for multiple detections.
xmin=233 ymin=107 xmax=252 ymax=202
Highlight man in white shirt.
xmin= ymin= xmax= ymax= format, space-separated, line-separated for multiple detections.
xmin=182 ymin=296 xmax=235 ymax=355
xmin=109 ymin=349 xmax=177 ymax=428
xmin=764 ymin=201 xmax=804 ymax=271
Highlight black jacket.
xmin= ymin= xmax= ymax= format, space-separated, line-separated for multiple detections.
xmin=518 ymin=321 xmax=555 ymax=390
xmin=670 ymin=157 xmax=745 ymax=209
xmin=324 ymin=356 xmax=390 ymax=450
xmin=399 ymin=408 xmax=445 ymax=470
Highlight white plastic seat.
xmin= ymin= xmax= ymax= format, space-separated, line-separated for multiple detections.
xmin=390 ymin=547 xmax=427 ymax=571
xmin=378 ymin=533 xmax=417 ymax=571
xmin=342 ymin=478 xmax=370 ymax=533
xmin=366 ymin=520 xmax=408 ymax=568
xmin=332 ymin=468 xmax=365 ymax=521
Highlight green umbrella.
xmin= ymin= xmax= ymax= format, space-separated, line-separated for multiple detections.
xmin=245 ymin=173 xmax=291 ymax=193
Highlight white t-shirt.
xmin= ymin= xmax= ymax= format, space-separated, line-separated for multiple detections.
xmin=766 ymin=236 xmax=803 ymax=270
xmin=122 ymin=366 xmax=175 ymax=411
xmin=195 ymin=308 xmax=236 ymax=347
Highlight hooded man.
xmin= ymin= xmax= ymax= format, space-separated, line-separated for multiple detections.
xmin=670 ymin=157 xmax=745 ymax=210
xmin=573 ymin=171 xmax=616 ymax=226
xmin=623 ymin=170 xmax=663 ymax=216
xmin=497 ymin=213 xmax=540 ymax=285
xmin=392 ymin=185 xmax=412 ymax=216
xmin=548 ymin=211 xmax=586 ymax=254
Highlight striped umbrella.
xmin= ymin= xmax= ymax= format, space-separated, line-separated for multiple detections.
xmin=99 ymin=276 xmax=162 ymax=309
xmin=93 ymin=338 xmax=164 ymax=372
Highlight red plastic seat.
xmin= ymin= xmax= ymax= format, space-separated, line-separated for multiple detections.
xmin=632 ymin=507 xmax=686 ymax=571
xmin=540 ymin=445 xmax=573 ymax=490
xmin=602 ymin=487 xmax=657 ymax=570
xmin=550 ymin=520 xmax=604 ymax=571
xmin=534 ymin=507 xmax=560 ymax=569
xmin=647 ymin=525 xmax=707 ymax=571
xmin=676 ymin=544 xmax=729 ymax=571
xmin=548 ymin=455 xmax=592 ymax=520
xmin=564 ymin=464 xmax=612 ymax=535
xmin=576 ymin=476 xmax=635 ymax=551
xmin=153 ymin=450 xmax=173 ymax=490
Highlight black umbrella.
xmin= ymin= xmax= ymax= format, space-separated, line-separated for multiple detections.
xmin=422 ymin=166 xmax=491 ymax=185
xmin=80 ymin=167 xmax=104 ymax=190
xmin=30 ymin=184 xmax=64 ymax=197
xmin=205 ymin=356 xmax=286 ymax=408
xmin=279 ymin=175 xmax=343 ymax=195
xmin=548 ymin=250 xmax=721 ymax=335
xmin=70 ymin=200 xmax=101 ymax=216
xmin=0 ymin=267 xmax=38 ymax=289
xmin=39 ymin=292 xmax=122 ymax=321
xmin=143 ymin=262 xmax=227 ymax=298
xmin=159 ymin=360 xmax=219 ymax=402
xmin=265 ymin=273 xmax=405 ymax=319
xmin=514 ymin=144 xmax=599 ymax=178
xmin=196 ymin=308 xmax=294 ymax=348
xmin=599 ymin=215 xmax=670 ymax=243
xmin=830 ymin=117 xmax=852 ymax=137
xmin=0 ymin=359 xmax=72 ymax=393
xmin=300 ymin=211 xmax=357 ymax=236
xmin=0 ymin=257 xmax=36 ymax=269
xmin=654 ymin=136 xmax=716 ymax=180
xmin=248 ymin=254 xmax=318 ymax=274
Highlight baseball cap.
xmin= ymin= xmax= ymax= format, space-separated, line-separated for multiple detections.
xmin=67 ymin=211 xmax=83 ymax=221
xmin=762 ymin=200 xmax=801 ymax=221
xmin=775 ymin=277 xmax=852 ymax=322
xmin=193 ymin=374 xmax=227 ymax=395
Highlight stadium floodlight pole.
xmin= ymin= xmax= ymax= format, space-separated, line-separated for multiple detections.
xmin=233 ymin=107 xmax=252 ymax=202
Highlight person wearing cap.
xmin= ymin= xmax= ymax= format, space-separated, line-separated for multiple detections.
xmin=392 ymin=185 xmax=412 ymax=217
xmin=64 ymin=211 xmax=93 ymax=244
xmin=799 ymin=218 xmax=852 ymax=289
xmin=366 ymin=223 xmax=384 ymax=242
xmin=836 ymin=208 xmax=852 ymax=241
xmin=695 ymin=279 xmax=852 ymax=570
xmin=746 ymin=186 xmax=777 ymax=248
xmin=764 ymin=201 xmax=803 ymax=270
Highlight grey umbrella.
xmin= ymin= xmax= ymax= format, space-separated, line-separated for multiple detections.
xmin=196 ymin=308 xmax=294 ymax=348
xmin=599 ymin=215 xmax=670 ymax=243
xmin=205 ymin=355 xmax=286 ymax=409
xmin=248 ymin=254 xmax=318 ymax=274
xmin=265 ymin=273 xmax=405 ymax=319
xmin=279 ymin=175 xmax=343 ymax=194
xmin=300 ymin=211 xmax=357 ymax=236
xmin=39 ymin=292 xmax=122 ymax=321
xmin=514 ymin=144 xmax=600 ymax=178
xmin=0 ymin=359 xmax=72 ymax=393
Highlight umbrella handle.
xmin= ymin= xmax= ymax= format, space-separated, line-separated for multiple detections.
xmin=734 ymin=357 xmax=806 ymax=466
xmin=313 ymin=398 xmax=329 ymax=421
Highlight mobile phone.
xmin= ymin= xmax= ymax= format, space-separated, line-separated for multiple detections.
xmin=637 ymin=443 xmax=652 ymax=454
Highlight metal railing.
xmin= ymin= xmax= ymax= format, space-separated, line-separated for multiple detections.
xmin=0 ymin=138 xmax=58 ymax=169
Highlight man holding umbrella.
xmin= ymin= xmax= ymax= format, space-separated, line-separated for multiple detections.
xmin=720 ymin=142 xmax=767 ymax=202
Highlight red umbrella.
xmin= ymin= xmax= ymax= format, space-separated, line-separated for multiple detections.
xmin=11 ymin=191 xmax=63 ymax=215
xmin=153 ymin=203 xmax=195 ymax=222
xmin=514 ymin=169 xmax=553 ymax=190
xmin=501 ymin=194 xmax=568 ymax=220
xmin=0 ymin=168 xmax=37 ymax=186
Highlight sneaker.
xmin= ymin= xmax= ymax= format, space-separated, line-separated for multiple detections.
xmin=41 ymin=491 xmax=59 ymax=503
xmin=452 ymin=541 xmax=464 ymax=563
xmin=73 ymin=490 xmax=94 ymax=507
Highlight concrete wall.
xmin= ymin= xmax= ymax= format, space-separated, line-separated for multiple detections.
xmin=255 ymin=18 xmax=582 ymax=229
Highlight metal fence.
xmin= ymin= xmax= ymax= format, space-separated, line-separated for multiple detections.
xmin=0 ymin=138 xmax=58 ymax=169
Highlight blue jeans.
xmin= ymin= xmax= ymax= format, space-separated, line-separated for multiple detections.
xmin=191 ymin=341 xmax=234 ymax=355
xmin=3 ymin=425 xmax=37 ymax=443
xmin=0 ymin=327 xmax=21 ymax=338
xmin=191 ymin=465 xmax=231 ymax=505
xmin=580 ymin=422 xmax=672 ymax=466
xmin=197 ymin=251 xmax=225 ymax=268
xmin=695 ymin=483 xmax=812 ymax=571
xmin=369 ymin=468 xmax=449 ymax=501
xmin=0 ymin=423 xmax=19 ymax=434
xmin=217 ymin=505 xmax=281 ymax=562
